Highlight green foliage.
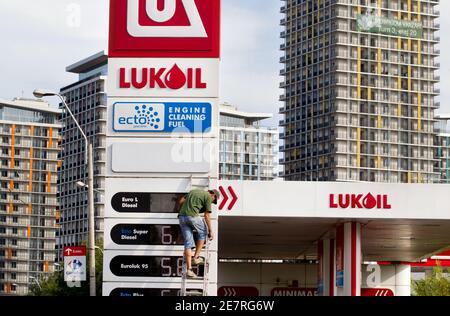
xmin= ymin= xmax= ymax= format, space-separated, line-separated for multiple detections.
xmin=412 ymin=264 xmax=450 ymax=296
xmin=29 ymin=241 xmax=103 ymax=296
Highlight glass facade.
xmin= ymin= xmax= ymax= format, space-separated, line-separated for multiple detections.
xmin=0 ymin=106 xmax=57 ymax=125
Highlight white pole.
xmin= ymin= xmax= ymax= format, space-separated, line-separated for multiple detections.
xmin=88 ymin=143 xmax=96 ymax=296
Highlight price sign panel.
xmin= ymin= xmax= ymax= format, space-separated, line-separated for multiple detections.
xmin=104 ymin=218 xmax=218 ymax=251
xmin=105 ymin=178 xmax=219 ymax=219
xmin=102 ymin=282 xmax=217 ymax=297
xmin=103 ymin=250 xmax=218 ymax=283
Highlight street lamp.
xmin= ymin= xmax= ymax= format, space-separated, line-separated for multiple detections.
xmin=29 ymin=276 xmax=41 ymax=290
xmin=76 ymin=181 xmax=104 ymax=195
xmin=33 ymin=88 xmax=96 ymax=296
xmin=53 ymin=262 xmax=62 ymax=272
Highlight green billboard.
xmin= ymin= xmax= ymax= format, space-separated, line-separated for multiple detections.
xmin=356 ymin=14 xmax=423 ymax=39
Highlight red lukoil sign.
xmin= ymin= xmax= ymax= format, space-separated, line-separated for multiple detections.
xmin=330 ymin=193 xmax=392 ymax=210
xmin=119 ymin=64 xmax=207 ymax=90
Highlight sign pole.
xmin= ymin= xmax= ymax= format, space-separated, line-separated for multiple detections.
xmin=88 ymin=143 xmax=96 ymax=296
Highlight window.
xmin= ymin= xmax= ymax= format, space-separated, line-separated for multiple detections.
xmin=12 ymin=228 xmax=17 ymax=235
xmin=0 ymin=273 xmax=4 ymax=280
xmin=11 ymin=284 xmax=16 ymax=292
xmin=0 ymin=239 xmax=5 ymax=246
xmin=11 ymin=239 xmax=17 ymax=246
xmin=12 ymin=217 xmax=18 ymax=223
xmin=11 ymin=250 xmax=17 ymax=257
xmin=0 ymin=261 xmax=4 ymax=268
xmin=11 ymin=262 xmax=17 ymax=269
xmin=0 ymin=227 xmax=5 ymax=234
xmin=11 ymin=273 xmax=16 ymax=280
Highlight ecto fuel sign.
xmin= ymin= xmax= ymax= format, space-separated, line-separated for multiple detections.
xmin=109 ymin=0 xmax=221 ymax=58
xmin=113 ymin=101 xmax=212 ymax=133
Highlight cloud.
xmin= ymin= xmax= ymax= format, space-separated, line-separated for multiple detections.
xmin=220 ymin=0 xmax=283 ymax=126
xmin=0 ymin=0 xmax=108 ymax=99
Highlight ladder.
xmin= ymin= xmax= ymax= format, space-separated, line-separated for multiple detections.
xmin=180 ymin=225 xmax=211 ymax=297
xmin=180 ymin=176 xmax=213 ymax=296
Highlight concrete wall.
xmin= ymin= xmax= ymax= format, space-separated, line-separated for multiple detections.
xmin=218 ymin=262 xmax=411 ymax=296
xmin=218 ymin=262 xmax=318 ymax=296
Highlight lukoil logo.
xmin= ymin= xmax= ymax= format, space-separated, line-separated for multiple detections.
xmin=119 ymin=64 xmax=207 ymax=90
xmin=108 ymin=0 xmax=220 ymax=58
xmin=329 ymin=193 xmax=392 ymax=210
xmin=127 ymin=0 xmax=207 ymax=38
xmin=117 ymin=104 xmax=165 ymax=131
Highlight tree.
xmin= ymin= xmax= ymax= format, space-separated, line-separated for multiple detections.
xmin=412 ymin=263 xmax=450 ymax=296
xmin=29 ymin=241 xmax=103 ymax=296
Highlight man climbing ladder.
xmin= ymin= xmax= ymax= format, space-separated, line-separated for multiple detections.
xmin=177 ymin=189 xmax=220 ymax=278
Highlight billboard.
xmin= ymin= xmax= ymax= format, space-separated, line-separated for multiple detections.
xmin=356 ymin=14 xmax=423 ymax=39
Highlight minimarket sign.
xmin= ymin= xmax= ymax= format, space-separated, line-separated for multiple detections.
xmin=356 ymin=14 xmax=423 ymax=39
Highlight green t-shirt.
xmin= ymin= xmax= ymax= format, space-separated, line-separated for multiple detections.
xmin=179 ymin=190 xmax=212 ymax=217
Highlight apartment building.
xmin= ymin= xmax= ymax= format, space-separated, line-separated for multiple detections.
xmin=280 ymin=0 xmax=440 ymax=183
xmin=0 ymin=98 xmax=61 ymax=295
xmin=57 ymin=51 xmax=107 ymax=260
xmin=434 ymin=114 xmax=450 ymax=183
xmin=220 ymin=103 xmax=278 ymax=181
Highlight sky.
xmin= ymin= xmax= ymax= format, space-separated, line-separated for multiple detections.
xmin=0 ymin=0 xmax=447 ymax=128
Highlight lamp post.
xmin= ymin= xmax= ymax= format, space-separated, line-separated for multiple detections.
xmin=53 ymin=262 xmax=62 ymax=272
xmin=33 ymin=89 xmax=96 ymax=296
xmin=29 ymin=276 xmax=41 ymax=290
xmin=76 ymin=181 xmax=104 ymax=195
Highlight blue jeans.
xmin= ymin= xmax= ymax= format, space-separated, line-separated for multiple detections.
xmin=179 ymin=215 xmax=208 ymax=250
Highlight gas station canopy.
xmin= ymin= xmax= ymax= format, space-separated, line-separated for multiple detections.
xmin=218 ymin=181 xmax=450 ymax=262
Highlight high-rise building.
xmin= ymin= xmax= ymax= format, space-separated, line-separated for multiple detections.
xmin=0 ymin=98 xmax=61 ymax=296
xmin=219 ymin=103 xmax=278 ymax=181
xmin=279 ymin=0 xmax=440 ymax=183
xmin=434 ymin=114 xmax=450 ymax=183
xmin=57 ymin=51 xmax=107 ymax=260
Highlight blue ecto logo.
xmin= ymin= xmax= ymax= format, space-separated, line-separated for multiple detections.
xmin=117 ymin=104 xmax=163 ymax=130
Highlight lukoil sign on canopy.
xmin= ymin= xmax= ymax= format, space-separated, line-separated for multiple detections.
xmin=109 ymin=0 xmax=221 ymax=58
xmin=113 ymin=101 xmax=212 ymax=133
xmin=329 ymin=193 xmax=392 ymax=210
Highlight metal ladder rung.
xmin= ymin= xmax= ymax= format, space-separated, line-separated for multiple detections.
xmin=181 ymin=240 xmax=210 ymax=296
